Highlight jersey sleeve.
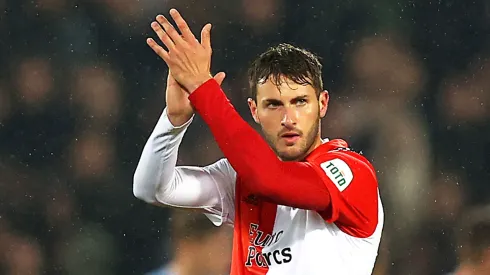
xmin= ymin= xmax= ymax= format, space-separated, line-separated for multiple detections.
xmin=308 ymin=150 xmax=380 ymax=238
xmin=163 ymin=159 xmax=236 ymax=226
xmin=133 ymin=108 xmax=236 ymax=226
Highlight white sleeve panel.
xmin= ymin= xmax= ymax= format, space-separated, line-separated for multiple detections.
xmin=133 ymin=108 xmax=236 ymax=226
xmin=166 ymin=159 xmax=236 ymax=226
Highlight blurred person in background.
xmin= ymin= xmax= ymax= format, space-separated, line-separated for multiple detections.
xmin=448 ymin=205 xmax=490 ymax=275
xmin=146 ymin=210 xmax=232 ymax=275
xmin=323 ymin=34 xmax=432 ymax=271
xmin=135 ymin=9 xmax=383 ymax=275
xmin=325 ymin=34 xmax=431 ymax=235
xmin=436 ymin=55 xmax=490 ymax=205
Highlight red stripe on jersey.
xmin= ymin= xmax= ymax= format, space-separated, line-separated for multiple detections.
xmin=231 ymin=177 xmax=278 ymax=275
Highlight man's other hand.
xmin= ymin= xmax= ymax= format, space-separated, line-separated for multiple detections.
xmin=147 ymin=9 xmax=216 ymax=93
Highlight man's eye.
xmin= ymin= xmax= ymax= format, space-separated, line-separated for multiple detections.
xmin=296 ymin=99 xmax=307 ymax=105
xmin=267 ymin=103 xmax=280 ymax=108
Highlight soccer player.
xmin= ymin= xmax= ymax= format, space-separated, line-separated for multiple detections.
xmin=134 ymin=9 xmax=384 ymax=275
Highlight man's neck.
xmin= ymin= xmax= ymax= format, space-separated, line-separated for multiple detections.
xmin=301 ymin=135 xmax=324 ymax=160
xmin=282 ymin=137 xmax=323 ymax=162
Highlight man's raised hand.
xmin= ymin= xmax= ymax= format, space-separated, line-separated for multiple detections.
xmin=165 ymin=70 xmax=226 ymax=127
xmin=147 ymin=9 xmax=215 ymax=93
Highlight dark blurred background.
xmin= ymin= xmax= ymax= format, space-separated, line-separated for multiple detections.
xmin=0 ymin=0 xmax=489 ymax=274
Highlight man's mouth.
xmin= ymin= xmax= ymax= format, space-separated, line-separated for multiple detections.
xmin=280 ymin=132 xmax=301 ymax=144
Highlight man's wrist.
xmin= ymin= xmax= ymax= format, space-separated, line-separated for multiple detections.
xmin=184 ymin=75 xmax=213 ymax=93
xmin=167 ymin=112 xmax=193 ymax=127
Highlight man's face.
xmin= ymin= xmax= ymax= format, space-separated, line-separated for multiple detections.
xmin=248 ymin=76 xmax=329 ymax=161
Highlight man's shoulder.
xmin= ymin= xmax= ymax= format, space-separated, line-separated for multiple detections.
xmin=307 ymin=139 xmax=377 ymax=187
xmin=207 ymin=158 xmax=237 ymax=179
xmin=308 ymin=139 xmax=373 ymax=168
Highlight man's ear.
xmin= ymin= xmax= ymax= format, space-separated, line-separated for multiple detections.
xmin=247 ymin=98 xmax=260 ymax=123
xmin=319 ymin=90 xmax=329 ymax=118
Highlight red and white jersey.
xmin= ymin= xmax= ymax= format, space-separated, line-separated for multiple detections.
xmin=133 ymin=80 xmax=384 ymax=275
xmin=205 ymin=140 xmax=383 ymax=275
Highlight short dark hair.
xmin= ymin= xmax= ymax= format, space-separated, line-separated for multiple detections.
xmin=247 ymin=43 xmax=324 ymax=100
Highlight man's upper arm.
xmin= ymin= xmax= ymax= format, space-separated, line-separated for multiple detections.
xmin=309 ymin=151 xmax=380 ymax=238
xmin=154 ymin=158 xmax=236 ymax=226
xmin=200 ymin=158 xmax=236 ymax=226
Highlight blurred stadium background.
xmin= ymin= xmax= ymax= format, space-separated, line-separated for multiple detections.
xmin=0 ymin=0 xmax=489 ymax=274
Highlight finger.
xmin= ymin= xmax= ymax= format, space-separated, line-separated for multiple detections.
xmin=156 ymin=14 xmax=186 ymax=47
xmin=213 ymin=72 xmax=226 ymax=85
xmin=200 ymin=23 xmax=212 ymax=51
xmin=147 ymin=38 xmax=170 ymax=62
xmin=169 ymin=9 xmax=197 ymax=45
xmin=151 ymin=21 xmax=176 ymax=52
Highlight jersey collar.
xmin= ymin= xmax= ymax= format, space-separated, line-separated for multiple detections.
xmin=306 ymin=139 xmax=349 ymax=161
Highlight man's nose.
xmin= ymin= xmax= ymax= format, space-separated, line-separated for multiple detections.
xmin=281 ymin=107 xmax=297 ymax=128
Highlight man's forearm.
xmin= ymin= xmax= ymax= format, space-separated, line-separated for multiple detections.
xmin=133 ymin=107 xmax=233 ymax=218
xmin=188 ymin=80 xmax=331 ymax=210
xmin=133 ymin=108 xmax=192 ymax=203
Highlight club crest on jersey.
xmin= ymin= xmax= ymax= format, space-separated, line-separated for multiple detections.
xmin=320 ymin=158 xmax=353 ymax=192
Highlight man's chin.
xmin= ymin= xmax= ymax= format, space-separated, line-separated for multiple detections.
xmin=277 ymin=147 xmax=306 ymax=161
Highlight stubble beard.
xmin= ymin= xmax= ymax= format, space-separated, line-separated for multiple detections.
xmin=262 ymin=118 xmax=320 ymax=162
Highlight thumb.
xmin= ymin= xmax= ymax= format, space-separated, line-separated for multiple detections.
xmin=213 ymin=72 xmax=226 ymax=85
